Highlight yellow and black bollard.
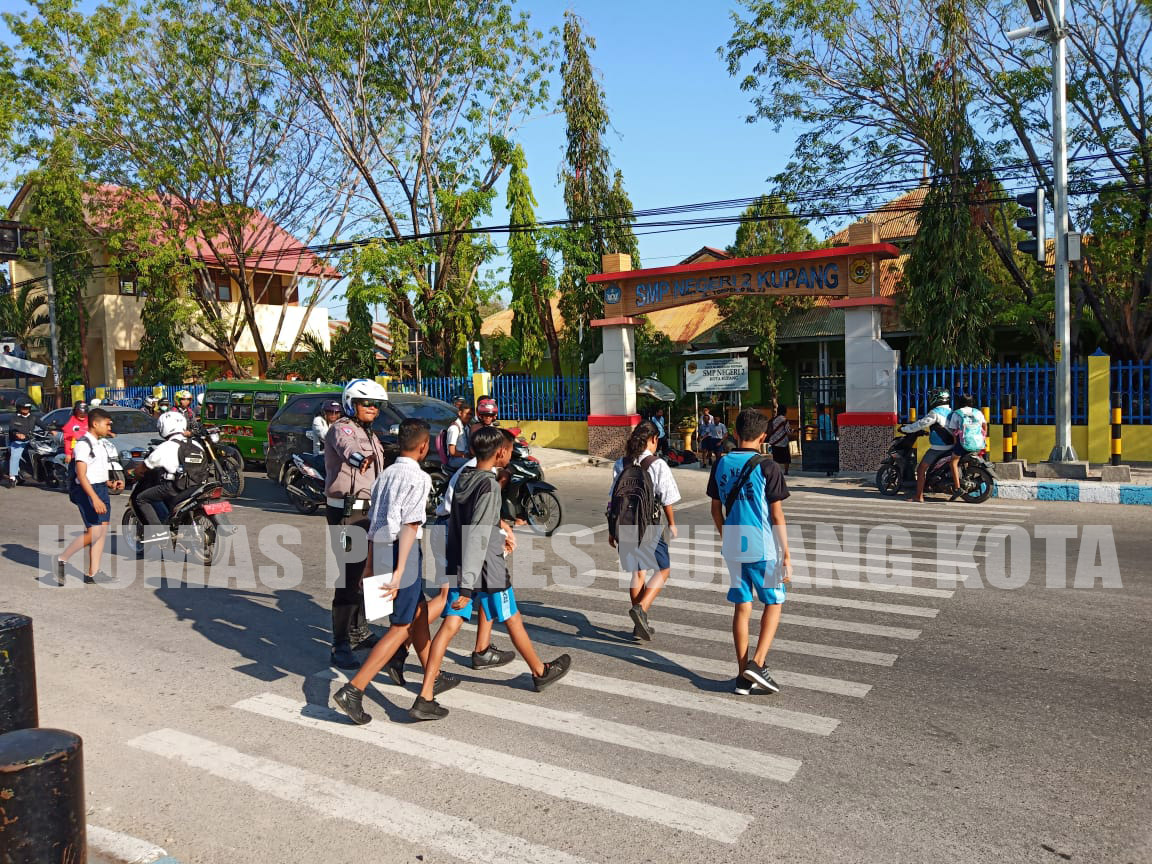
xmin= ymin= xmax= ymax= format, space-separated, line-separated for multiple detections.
xmin=1010 ymin=396 xmax=1019 ymax=461
xmin=1002 ymin=403 xmax=1014 ymax=462
xmin=1111 ymin=392 xmax=1123 ymax=467
xmin=0 ymin=612 xmax=38 ymax=734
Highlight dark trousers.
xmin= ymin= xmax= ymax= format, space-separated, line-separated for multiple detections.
xmin=136 ymin=478 xmax=183 ymax=525
xmin=326 ymin=505 xmax=371 ymax=647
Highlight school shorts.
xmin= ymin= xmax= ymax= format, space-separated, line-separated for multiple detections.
xmin=727 ymin=559 xmax=787 ymax=606
xmin=618 ymin=533 xmax=670 ymax=573
xmin=918 ymin=447 xmax=953 ymax=470
xmin=74 ymin=483 xmax=111 ymax=529
xmin=443 ymin=586 xmax=519 ymax=623
xmin=389 ymin=541 xmax=424 ymax=626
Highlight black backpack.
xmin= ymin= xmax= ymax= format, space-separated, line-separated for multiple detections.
xmin=176 ymin=439 xmax=212 ymax=489
xmin=607 ymin=454 xmax=660 ymax=544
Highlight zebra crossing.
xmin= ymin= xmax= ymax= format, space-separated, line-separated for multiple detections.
xmin=124 ymin=492 xmax=1035 ymax=861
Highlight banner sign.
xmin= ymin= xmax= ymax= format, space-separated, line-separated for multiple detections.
xmin=589 ymin=244 xmax=900 ymax=318
xmin=685 ymin=357 xmax=748 ymax=393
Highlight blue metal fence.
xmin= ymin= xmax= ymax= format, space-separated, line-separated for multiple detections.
xmin=87 ymin=384 xmax=206 ymax=408
xmin=1111 ymin=362 xmax=1152 ymax=424
xmin=898 ymin=364 xmax=1088 ymax=424
xmin=491 ymin=376 xmax=589 ymax=421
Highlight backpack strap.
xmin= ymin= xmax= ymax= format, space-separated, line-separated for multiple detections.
xmin=723 ymin=454 xmax=769 ymax=517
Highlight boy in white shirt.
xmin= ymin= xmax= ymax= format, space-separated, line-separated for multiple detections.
xmin=56 ymin=408 xmax=123 ymax=585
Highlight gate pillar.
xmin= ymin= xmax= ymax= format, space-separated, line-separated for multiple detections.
xmin=588 ymin=254 xmax=641 ymax=460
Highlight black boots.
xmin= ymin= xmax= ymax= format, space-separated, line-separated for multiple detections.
xmin=331 ymin=605 xmax=358 ymax=670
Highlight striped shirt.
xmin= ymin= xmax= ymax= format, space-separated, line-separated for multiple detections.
xmin=366 ymin=456 xmax=431 ymax=545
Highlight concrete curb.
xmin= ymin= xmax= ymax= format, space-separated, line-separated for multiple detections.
xmin=994 ymin=480 xmax=1152 ymax=505
xmin=88 ymin=825 xmax=181 ymax=864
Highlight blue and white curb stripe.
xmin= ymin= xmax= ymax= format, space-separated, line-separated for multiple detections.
xmin=88 ymin=824 xmax=182 ymax=863
xmin=995 ymin=481 xmax=1152 ymax=505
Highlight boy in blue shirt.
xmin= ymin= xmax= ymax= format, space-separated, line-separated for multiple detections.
xmin=707 ymin=408 xmax=793 ymax=695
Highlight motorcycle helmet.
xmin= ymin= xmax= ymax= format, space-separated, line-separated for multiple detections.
xmin=928 ymin=388 xmax=951 ymax=409
xmin=451 ymin=394 xmax=467 ymax=409
xmin=475 ymin=396 xmax=498 ymax=419
xmin=158 ymin=398 xmax=171 ymax=411
xmin=90 ymin=398 xmax=102 ymax=407
xmin=341 ymin=378 xmax=388 ymax=417
xmin=175 ymin=389 xmax=193 ymax=401
xmin=18 ymin=401 xmax=32 ymax=412
xmin=196 ymin=393 xmax=204 ymax=406
xmin=322 ymin=399 xmax=342 ymax=415
xmin=157 ymin=411 xmax=188 ymax=439
xmin=72 ymin=400 xmax=89 ymax=416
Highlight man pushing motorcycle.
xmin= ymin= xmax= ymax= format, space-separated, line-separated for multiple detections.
xmin=898 ymin=388 xmax=954 ymax=503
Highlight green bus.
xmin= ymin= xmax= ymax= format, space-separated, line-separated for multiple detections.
xmin=203 ymin=380 xmax=335 ymax=463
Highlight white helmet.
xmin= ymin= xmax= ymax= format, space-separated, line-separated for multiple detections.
xmin=157 ymin=411 xmax=188 ymax=439
xmin=196 ymin=393 xmax=204 ymax=406
xmin=90 ymin=398 xmax=102 ymax=407
xmin=341 ymin=378 xmax=387 ymax=417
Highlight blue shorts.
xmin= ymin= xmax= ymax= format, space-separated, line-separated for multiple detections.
xmin=727 ymin=559 xmax=786 ymax=606
xmin=443 ymin=586 xmax=519 ymax=623
xmin=74 ymin=483 xmax=111 ymax=529
xmin=389 ymin=541 xmax=424 ymax=626
xmin=618 ymin=533 xmax=670 ymax=573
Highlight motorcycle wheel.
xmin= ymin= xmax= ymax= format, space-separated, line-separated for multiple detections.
xmin=121 ymin=509 xmax=145 ymax=558
xmin=525 ymin=490 xmax=563 ymax=537
xmin=875 ymin=462 xmax=902 ymax=496
xmin=51 ymin=463 xmax=68 ymax=490
xmin=284 ymin=467 xmax=320 ymax=515
xmin=959 ymin=465 xmax=994 ymax=504
xmin=217 ymin=448 xmax=245 ymax=498
xmin=191 ymin=513 xmax=221 ymax=566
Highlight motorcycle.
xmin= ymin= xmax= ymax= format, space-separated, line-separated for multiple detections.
xmin=192 ymin=423 xmax=244 ymax=498
xmin=120 ymin=468 xmax=234 ymax=566
xmin=875 ymin=429 xmax=995 ymax=503
xmin=100 ymin=437 xmax=126 ymax=494
xmin=283 ymin=451 xmax=326 ymax=514
xmin=503 ymin=433 xmax=563 ymax=536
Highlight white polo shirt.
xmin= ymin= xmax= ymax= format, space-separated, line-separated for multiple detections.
xmin=74 ymin=432 xmax=110 ymax=485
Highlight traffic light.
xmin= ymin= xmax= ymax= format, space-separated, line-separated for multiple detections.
xmin=1016 ymin=188 xmax=1046 ymax=263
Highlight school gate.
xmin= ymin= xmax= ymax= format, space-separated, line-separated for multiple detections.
xmin=584 ymin=221 xmax=901 ymax=470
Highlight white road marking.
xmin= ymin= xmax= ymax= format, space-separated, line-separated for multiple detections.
xmin=656 ymin=556 xmax=976 ymax=584
xmin=128 ymin=728 xmax=599 ymax=864
xmin=563 ymin=497 xmax=712 ymax=537
xmin=669 ymin=538 xmax=989 ymax=563
xmin=546 ymin=585 xmax=922 ymax=640
xmin=458 ymin=621 xmax=872 ymax=698
xmin=234 ymin=693 xmax=752 ymax=843
xmin=86 ymin=826 xmax=169 ymax=864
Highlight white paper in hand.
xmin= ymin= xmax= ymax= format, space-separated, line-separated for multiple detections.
xmin=362 ymin=573 xmax=395 ymax=622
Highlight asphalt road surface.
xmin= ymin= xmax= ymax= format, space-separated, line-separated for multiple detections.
xmin=3 ymin=465 xmax=1150 ymax=864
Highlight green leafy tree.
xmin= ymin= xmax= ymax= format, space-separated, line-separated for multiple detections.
xmin=720 ymin=196 xmax=820 ymax=400
xmin=479 ymin=331 xmax=522 ymax=377
xmin=555 ymin=12 xmax=640 ymax=370
xmin=507 ymin=144 xmax=561 ymax=375
xmin=135 ymin=290 xmax=193 ymax=385
xmin=0 ymin=282 xmax=51 ymax=356
xmin=343 ymin=286 xmax=378 ymax=377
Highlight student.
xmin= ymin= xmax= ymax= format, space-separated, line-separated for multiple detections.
xmin=444 ymin=404 xmax=472 ymax=469
xmin=607 ymin=420 xmax=681 ymax=641
xmin=54 ymin=407 xmax=123 ymax=585
xmin=651 ymin=407 xmax=668 ymax=454
xmin=707 ymin=408 xmax=793 ymax=695
xmin=332 ymin=419 xmax=461 ymax=725
xmin=310 ymin=400 xmax=342 ymax=455
xmin=768 ymin=403 xmax=791 ymax=475
xmin=411 ymin=425 xmax=571 ymax=721
xmin=946 ymin=393 xmax=987 ymax=499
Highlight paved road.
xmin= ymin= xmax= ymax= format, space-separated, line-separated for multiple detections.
xmin=3 ymin=466 xmax=1150 ymax=863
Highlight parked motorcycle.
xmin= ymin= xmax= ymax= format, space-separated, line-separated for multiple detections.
xmin=283 ymin=451 xmax=326 ymax=514
xmin=121 ymin=469 xmax=234 ymax=565
xmin=503 ymin=434 xmax=563 ymax=536
xmin=18 ymin=429 xmax=68 ymax=488
xmin=875 ymin=429 xmax=995 ymax=503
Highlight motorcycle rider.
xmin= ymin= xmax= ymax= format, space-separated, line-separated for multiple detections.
xmin=157 ymin=397 xmax=171 ymax=414
xmin=310 ymin=400 xmax=342 ymax=455
xmin=6 ymin=400 xmax=36 ymax=487
xmin=174 ymin=389 xmax=197 ymax=425
xmin=946 ymin=394 xmax=988 ymax=499
xmin=134 ymin=411 xmax=203 ymax=534
xmin=142 ymin=396 xmax=158 ymax=417
xmin=445 ymin=399 xmax=472 ymax=469
xmin=62 ymin=401 xmax=90 ymax=463
xmin=325 ymin=379 xmax=390 ymax=670
xmin=899 ymin=387 xmax=954 ymax=503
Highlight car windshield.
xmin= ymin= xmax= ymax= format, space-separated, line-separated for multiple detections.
xmin=107 ymin=410 xmax=158 ymax=434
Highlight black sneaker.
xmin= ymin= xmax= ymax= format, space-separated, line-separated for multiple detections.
xmin=53 ymin=557 xmax=65 ymax=587
xmin=732 ymin=677 xmax=770 ymax=696
xmin=83 ymin=572 xmax=97 ymax=585
xmin=629 ymin=604 xmax=653 ymax=641
xmin=533 ymin=654 xmax=572 ymax=692
xmin=385 ymin=647 xmax=408 ymax=687
xmin=330 ymin=642 xmax=359 ymax=670
xmin=741 ymin=662 xmax=781 ymax=694
xmin=433 ymin=672 xmax=461 ymax=696
xmin=333 ymin=683 xmax=372 ymax=725
xmin=351 ymin=631 xmax=380 ymax=652
xmin=409 ymin=696 xmax=449 ymax=721
xmin=471 ymin=645 xmax=516 ymax=669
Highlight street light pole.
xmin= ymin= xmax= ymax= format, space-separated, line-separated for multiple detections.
xmin=40 ymin=230 xmax=61 ymax=390
xmin=1048 ymin=0 xmax=1076 ymax=461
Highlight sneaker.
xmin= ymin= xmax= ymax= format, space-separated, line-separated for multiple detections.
xmin=741 ymin=662 xmax=781 ymax=694
xmin=53 ymin=557 xmax=65 ymax=587
xmin=433 ymin=672 xmax=461 ymax=696
xmin=384 ymin=647 xmax=408 ymax=687
xmin=83 ymin=572 xmax=97 ymax=585
xmin=471 ymin=645 xmax=516 ymax=669
xmin=409 ymin=696 xmax=449 ymax=721
xmin=732 ymin=677 xmax=770 ymax=696
xmin=533 ymin=654 xmax=572 ymax=692
xmin=330 ymin=642 xmax=359 ymax=670
xmin=332 ymin=683 xmax=372 ymax=725
xmin=628 ymin=604 xmax=653 ymax=641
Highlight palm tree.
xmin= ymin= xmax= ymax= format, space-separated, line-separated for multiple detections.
xmin=0 ymin=282 xmax=51 ymax=356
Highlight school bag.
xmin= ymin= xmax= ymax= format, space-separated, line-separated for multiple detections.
xmin=66 ymin=437 xmax=97 ymax=500
xmin=607 ymin=454 xmax=660 ymax=544
xmin=176 ymin=438 xmax=212 ymax=489
xmin=435 ymin=427 xmax=451 ymax=464
xmin=958 ymin=408 xmax=986 ymax=453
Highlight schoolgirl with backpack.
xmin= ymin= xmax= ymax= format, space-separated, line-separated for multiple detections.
xmin=606 ymin=420 xmax=682 ymax=641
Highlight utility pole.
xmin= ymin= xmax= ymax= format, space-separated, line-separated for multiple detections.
xmin=1007 ymin=0 xmax=1077 ymax=461
xmin=41 ymin=230 xmax=62 ymax=390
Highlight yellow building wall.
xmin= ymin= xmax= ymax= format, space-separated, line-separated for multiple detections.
xmin=504 ymin=419 xmax=588 ymax=451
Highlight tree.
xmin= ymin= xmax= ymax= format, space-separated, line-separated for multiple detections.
xmin=719 ymin=196 xmax=820 ymax=399
xmin=507 ymin=143 xmax=561 ymax=375
xmin=0 ymin=281 xmax=51 ymax=355
xmin=246 ymin=0 xmax=554 ymax=374
xmin=555 ymin=12 xmax=640 ymax=370
xmin=343 ymin=286 xmax=378 ymax=377
xmin=135 ymin=291 xmax=193 ymax=385
xmin=479 ymin=331 xmax=521 ymax=377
